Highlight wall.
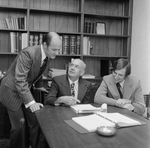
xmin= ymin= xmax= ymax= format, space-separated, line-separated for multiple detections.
xmin=131 ymin=0 xmax=150 ymax=94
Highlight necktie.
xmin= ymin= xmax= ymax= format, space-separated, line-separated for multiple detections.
xmin=70 ymin=83 xmax=75 ymax=97
xmin=116 ymin=83 xmax=123 ymax=98
xmin=38 ymin=57 xmax=48 ymax=77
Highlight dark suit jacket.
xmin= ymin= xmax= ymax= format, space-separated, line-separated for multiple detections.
xmin=44 ymin=75 xmax=92 ymax=105
xmin=94 ymin=74 xmax=145 ymax=115
xmin=0 ymin=45 xmax=50 ymax=111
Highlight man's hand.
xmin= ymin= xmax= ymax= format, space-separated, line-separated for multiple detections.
xmin=29 ymin=102 xmax=44 ymax=112
xmin=58 ymin=96 xmax=80 ymax=106
xmin=122 ymin=103 xmax=134 ymax=111
xmin=115 ymin=99 xmax=131 ymax=108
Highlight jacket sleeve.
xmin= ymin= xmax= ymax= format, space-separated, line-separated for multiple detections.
xmin=15 ymin=51 xmax=34 ymax=104
xmin=94 ymin=78 xmax=117 ymax=105
xmin=44 ymin=78 xmax=59 ymax=105
xmin=132 ymin=80 xmax=146 ymax=115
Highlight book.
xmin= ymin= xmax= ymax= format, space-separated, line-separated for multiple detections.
xmin=70 ymin=35 xmax=76 ymax=55
xmin=71 ymin=104 xmax=104 ymax=114
xmin=34 ymin=35 xmax=39 ymax=46
xmin=84 ymin=22 xmax=88 ymax=33
xmin=96 ymin=22 xmax=105 ymax=34
xmin=76 ymin=35 xmax=80 ymax=54
xmin=72 ymin=112 xmax=142 ymax=132
xmin=29 ymin=35 xmax=34 ymax=46
xmin=62 ymin=35 xmax=69 ymax=54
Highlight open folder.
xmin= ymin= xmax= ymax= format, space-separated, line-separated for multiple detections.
xmin=66 ymin=112 xmax=145 ymax=133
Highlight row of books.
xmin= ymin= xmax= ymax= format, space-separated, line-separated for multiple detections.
xmin=10 ymin=32 xmax=28 ymax=53
xmin=29 ymin=33 xmax=46 ymax=46
xmin=60 ymin=35 xmax=81 ymax=55
xmin=84 ymin=21 xmax=106 ymax=34
xmin=0 ymin=16 xmax=27 ymax=30
xmin=29 ymin=34 xmax=81 ymax=55
xmin=84 ymin=21 xmax=96 ymax=33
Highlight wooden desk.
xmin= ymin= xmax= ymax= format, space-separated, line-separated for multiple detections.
xmin=35 ymin=105 xmax=150 ymax=148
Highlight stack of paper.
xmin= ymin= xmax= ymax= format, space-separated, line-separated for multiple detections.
xmin=82 ymin=74 xmax=95 ymax=79
xmin=50 ymin=68 xmax=66 ymax=78
xmin=70 ymin=104 xmax=104 ymax=114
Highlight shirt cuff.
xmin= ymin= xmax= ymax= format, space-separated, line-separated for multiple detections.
xmin=25 ymin=100 xmax=36 ymax=108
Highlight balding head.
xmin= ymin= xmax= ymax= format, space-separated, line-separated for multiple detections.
xmin=43 ymin=32 xmax=62 ymax=47
xmin=68 ymin=59 xmax=86 ymax=81
xmin=72 ymin=59 xmax=86 ymax=70
xmin=42 ymin=32 xmax=62 ymax=59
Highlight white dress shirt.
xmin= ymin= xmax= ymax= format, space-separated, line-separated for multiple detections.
xmin=68 ymin=78 xmax=79 ymax=99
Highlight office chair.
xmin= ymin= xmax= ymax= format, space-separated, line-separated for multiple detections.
xmin=89 ymin=83 xmax=100 ymax=103
xmin=144 ymin=93 xmax=150 ymax=120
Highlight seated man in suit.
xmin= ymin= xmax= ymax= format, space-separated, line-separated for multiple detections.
xmin=44 ymin=59 xmax=92 ymax=106
xmin=94 ymin=58 xmax=145 ymax=116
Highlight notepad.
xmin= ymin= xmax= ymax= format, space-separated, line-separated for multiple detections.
xmin=70 ymin=104 xmax=104 ymax=114
xmin=72 ymin=112 xmax=142 ymax=132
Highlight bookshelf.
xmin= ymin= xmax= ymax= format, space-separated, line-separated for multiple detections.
xmin=0 ymin=0 xmax=133 ymax=80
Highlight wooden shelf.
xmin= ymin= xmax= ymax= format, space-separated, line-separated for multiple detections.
xmin=0 ymin=0 xmax=133 ymax=78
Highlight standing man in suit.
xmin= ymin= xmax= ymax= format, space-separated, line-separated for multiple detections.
xmin=94 ymin=58 xmax=145 ymax=116
xmin=0 ymin=32 xmax=62 ymax=148
xmin=45 ymin=59 xmax=91 ymax=106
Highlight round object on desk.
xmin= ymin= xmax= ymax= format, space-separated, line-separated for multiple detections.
xmin=97 ymin=126 xmax=116 ymax=136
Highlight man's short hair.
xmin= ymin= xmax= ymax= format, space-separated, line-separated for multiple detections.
xmin=113 ymin=58 xmax=131 ymax=77
xmin=42 ymin=32 xmax=52 ymax=46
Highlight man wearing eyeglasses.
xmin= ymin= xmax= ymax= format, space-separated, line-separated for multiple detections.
xmin=94 ymin=58 xmax=145 ymax=116
xmin=44 ymin=58 xmax=91 ymax=106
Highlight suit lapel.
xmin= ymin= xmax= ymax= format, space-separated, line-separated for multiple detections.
xmin=60 ymin=76 xmax=71 ymax=96
xmin=107 ymin=76 xmax=120 ymax=99
xmin=30 ymin=46 xmax=41 ymax=83
xmin=123 ymin=77 xmax=133 ymax=99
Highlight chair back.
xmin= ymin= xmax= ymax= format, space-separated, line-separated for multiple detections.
xmin=89 ymin=83 xmax=100 ymax=103
xmin=144 ymin=93 xmax=150 ymax=119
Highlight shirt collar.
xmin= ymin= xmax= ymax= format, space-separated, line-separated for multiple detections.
xmin=119 ymin=80 xmax=125 ymax=88
xmin=41 ymin=44 xmax=46 ymax=62
xmin=68 ymin=77 xmax=79 ymax=86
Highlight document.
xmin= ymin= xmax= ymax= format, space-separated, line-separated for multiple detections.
xmin=70 ymin=104 xmax=105 ymax=114
xmin=72 ymin=112 xmax=142 ymax=132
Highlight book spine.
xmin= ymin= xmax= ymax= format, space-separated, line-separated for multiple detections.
xmin=62 ymin=35 xmax=69 ymax=54
xmin=95 ymin=113 xmax=119 ymax=128
xmin=70 ymin=35 xmax=76 ymax=55
xmin=34 ymin=35 xmax=39 ymax=46
xmin=18 ymin=32 xmax=22 ymax=51
xmin=16 ymin=32 xmax=19 ymax=52
xmin=29 ymin=34 xmax=34 ymax=46
xmin=76 ymin=35 xmax=80 ymax=55
xmin=39 ymin=33 xmax=43 ymax=45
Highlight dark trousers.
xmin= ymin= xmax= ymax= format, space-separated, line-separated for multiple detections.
xmin=7 ymin=105 xmax=43 ymax=148
xmin=7 ymin=106 xmax=29 ymax=148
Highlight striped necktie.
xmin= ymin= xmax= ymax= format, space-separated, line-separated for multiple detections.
xmin=116 ymin=83 xmax=123 ymax=98
xmin=70 ymin=83 xmax=75 ymax=97
xmin=38 ymin=57 xmax=48 ymax=77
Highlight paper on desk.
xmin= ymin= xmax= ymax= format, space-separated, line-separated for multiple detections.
xmin=70 ymin=104 xmax=107 ymax=114
xmin=72 ymin=114 xmax=115 ymax=132
xmin=96 ymin=112 xmax=142 ymax=127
